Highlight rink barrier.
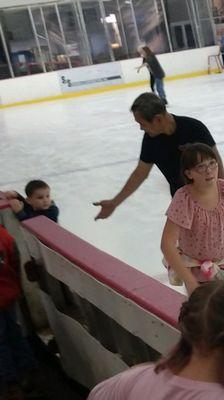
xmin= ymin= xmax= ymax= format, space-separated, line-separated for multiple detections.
xmin=18 ymin=215 xmax=185 ymax=388
xmin=0 ymin=199 xmax=185 ymax=388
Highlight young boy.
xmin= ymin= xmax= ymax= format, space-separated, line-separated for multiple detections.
xmin=5 ymin=180 xmax=59 ymax=223
xmin=0 ymin=225 xmax=38 ymax=400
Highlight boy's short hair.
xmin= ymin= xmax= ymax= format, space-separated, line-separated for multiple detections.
xmin=25 ymin=180 xmax=49 ymax=197
xmin=130 ymin=93 xmax=166 ymax=121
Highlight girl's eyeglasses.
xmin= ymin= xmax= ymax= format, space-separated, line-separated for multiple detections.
xmin=193 ymin=159 xmax=218 ymax=174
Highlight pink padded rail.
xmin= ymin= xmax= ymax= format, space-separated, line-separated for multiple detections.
xmin=22 ymin=216 xmax=185 ymax=328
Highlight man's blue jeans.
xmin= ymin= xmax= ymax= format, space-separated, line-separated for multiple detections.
xmin=0 ymin=302 xmax=37 ymax=388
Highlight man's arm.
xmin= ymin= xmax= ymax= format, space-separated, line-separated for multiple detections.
xmin=93 ymin=160 xmax=153 ymax=220
xmin=212 ymin=145 xmax=224 ymax=178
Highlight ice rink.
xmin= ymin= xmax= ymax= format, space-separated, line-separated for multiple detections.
xmin=1 ymin=73 xmax=224 ymax=291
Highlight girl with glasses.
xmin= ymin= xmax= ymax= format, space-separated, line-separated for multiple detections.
xmin=161 ymin=143 xmax=224 ymax=295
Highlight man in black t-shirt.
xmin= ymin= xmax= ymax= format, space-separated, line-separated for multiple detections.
xmin=140 ymin=114 xmax=217 ymax=196
xmin=94 ymin=93 xmax=224 ymax=220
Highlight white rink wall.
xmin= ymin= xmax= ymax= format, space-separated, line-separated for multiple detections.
xmin=0 ymin=72 xmax=61 ymax=105
xmin=0 ymin=46 xmax=220 ymax=106
xmin=120 ymin=46 xmax=220 ymax=83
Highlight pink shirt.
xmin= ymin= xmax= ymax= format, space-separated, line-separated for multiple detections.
xmin=87 ymin=364 xmax=224 ymax=400
xmin=166 ymin=179 xmax=224 ymax=261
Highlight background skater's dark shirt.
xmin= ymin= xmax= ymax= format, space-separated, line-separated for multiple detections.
xmin=140 ymin=115 xmax=216 ymax=196
xmin=144 ymin=55 xmax=165 ymax=79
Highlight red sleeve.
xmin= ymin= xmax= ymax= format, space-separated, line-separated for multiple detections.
xmin=0 ymin=225 xmax=20 ymax=273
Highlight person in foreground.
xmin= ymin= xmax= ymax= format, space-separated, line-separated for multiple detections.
xmin=161 ymin=143 xmax=224 ymax=296
xmin=0 ymin=225 xmax=38 ymax=400
xmin=94 ymin=93 xmax=224 ymax=220
xmin=5 ymin=180 xmax=59 ymax=223
xmin=87 ymin=281 xmax=224 ymax=400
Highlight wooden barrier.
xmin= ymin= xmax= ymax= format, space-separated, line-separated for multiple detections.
xmin=20 ymin=216 xmax=185 ymax=388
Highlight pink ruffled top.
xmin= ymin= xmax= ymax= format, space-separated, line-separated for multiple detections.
xmin=88 ymin=364 xmax=224 ymax=400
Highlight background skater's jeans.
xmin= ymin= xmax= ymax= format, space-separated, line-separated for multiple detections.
xmin=0 ymin=302 xmax=37 ymax=390
xmin=155 ymin=78 xmax=166 ymax=101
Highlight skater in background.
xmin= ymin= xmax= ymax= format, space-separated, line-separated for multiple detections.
xmin=136 ymin=47 xmax=155 ymax=93
xmin=136 ymin=46 xmax=167 ymax=104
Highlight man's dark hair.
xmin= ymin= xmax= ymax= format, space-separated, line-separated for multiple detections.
xmin=130 ymin=93 xmax=166 ymax=122
xmin=25 ymin=180 xmax=49 ymax=197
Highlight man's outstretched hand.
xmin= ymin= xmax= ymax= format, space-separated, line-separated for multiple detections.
xmin=93 ymin=200 xmax=117 ymax=220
